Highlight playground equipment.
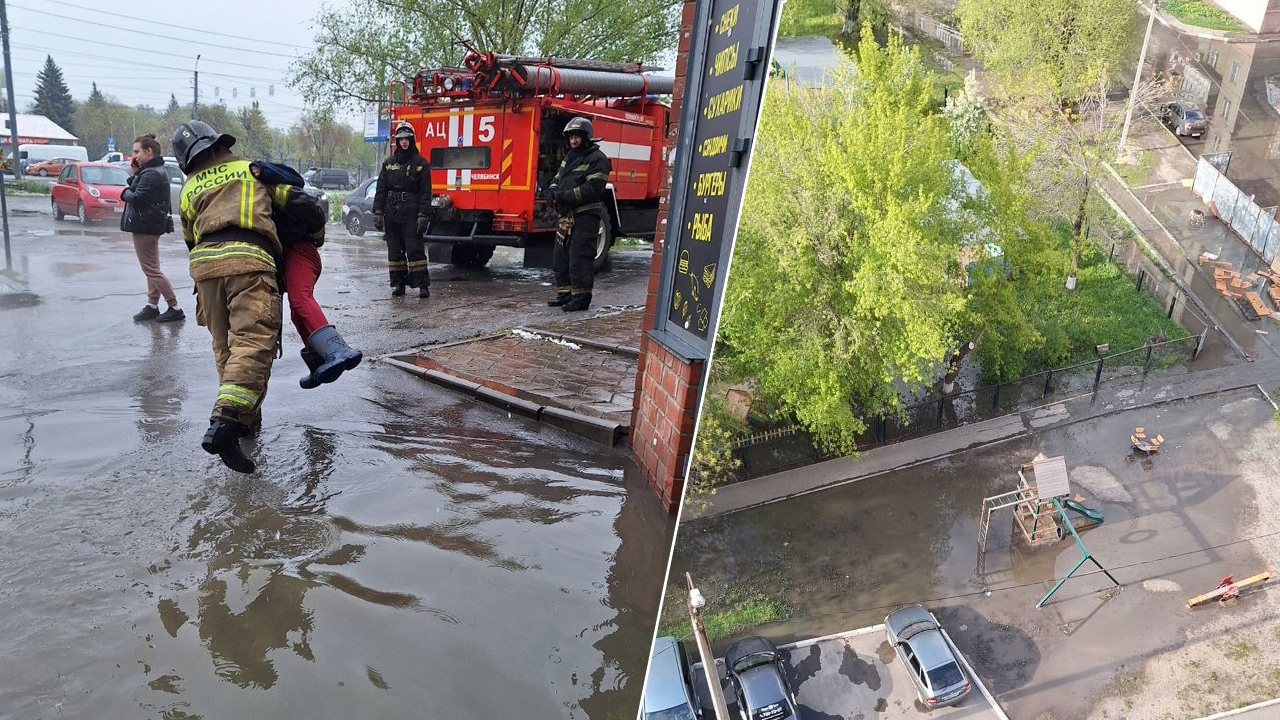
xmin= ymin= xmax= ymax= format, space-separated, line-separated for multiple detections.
xmin=1187 ymin=570 xmax=1273 ymax=608
xmin=1130 ymin=427 xmax=1164 ymax=455
xmin=976 ymin=455 xmax=1119 ymax=608
xmin=977 ymin=456 xmax=1106 ymax=554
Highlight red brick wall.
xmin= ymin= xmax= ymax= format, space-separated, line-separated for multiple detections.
xmin=632 ymin=0 xmax=702 ymax=512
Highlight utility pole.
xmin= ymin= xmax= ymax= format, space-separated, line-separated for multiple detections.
xmin=1118 ymin=0 xmax=1158 ymax=160
xmin=192 ymin=54 xmax=201 ymax=121
xmin=0 ymin=0 xmax=20 ymax=272
xmin=686 ymin=573 xmax=731 ymax=720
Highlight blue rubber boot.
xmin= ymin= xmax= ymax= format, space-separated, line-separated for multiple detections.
xmin=308 ymin=325 xmax=363 ymax=385
xmin=299 ymin=349 xmax=324 ymax=389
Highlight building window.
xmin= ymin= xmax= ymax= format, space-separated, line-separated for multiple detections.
xmin=1223 ymin=98 xmax=1233 ymax=124
xmin=1230 ymin=61 xmax=1241 ymax=85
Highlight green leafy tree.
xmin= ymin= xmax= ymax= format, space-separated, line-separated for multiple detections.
xmin=291 ymin=0 xmax=680 ymax=110
xmin=719 ymin=30 xmax=965 ymax=453
xmin=954 ymin=0 xmax=1139 ymax=106
xmin=29 ymin=55 xmax=75 ymax=131
xmin=72 ymin=83 xmax=141 ymax=159
xmin=235 ymin=102 xmax=274 ymax=161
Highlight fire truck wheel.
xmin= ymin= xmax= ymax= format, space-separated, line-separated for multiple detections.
xmin=345 ymin=212 xmax=366 ymax=237
xmin=593 ymin=220 xmax=614 ymax=272
xmin=451 ymin=245 xmax=495 ymax=268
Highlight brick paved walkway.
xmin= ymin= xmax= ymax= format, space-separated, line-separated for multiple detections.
xmin=402 ymin=308 xmax=644 ymax=428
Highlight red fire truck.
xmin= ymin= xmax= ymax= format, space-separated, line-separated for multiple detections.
xmin=389 ymin=49 xmax=674 ymax=269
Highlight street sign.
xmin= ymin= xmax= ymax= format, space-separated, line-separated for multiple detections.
xmin=655 ymin=0 xmax=785 ymax=354
xmin=107 ymin=137 xmax=115 ymax=152
xmin=364 ymin=103 xmax=388 ymax=142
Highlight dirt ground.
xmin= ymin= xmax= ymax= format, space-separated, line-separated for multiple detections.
xmin=668 ymin=386 xmax=1280 ymax=720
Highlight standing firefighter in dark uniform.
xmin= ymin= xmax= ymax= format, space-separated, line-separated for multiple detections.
xmin=546 ymin=117 xmax=611 ymax=313
xmin=373 ymin=120 xmax=433 ymax=298
xmin=172 ymin=121 xmax=286 ymax=474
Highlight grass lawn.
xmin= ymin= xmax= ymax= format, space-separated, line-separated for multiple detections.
xmin=1038 ymin=239 xmax=1188 ymax=364
xmin=1114 ymin=151 xmax=1156 ymax=187
xmin=1162 ymin=0 xmax=1249 ymax=32
xmin=658 ymin=591 xmax=792 ymax=644
xmin=778 ymin=0 xmax=842 ymax=38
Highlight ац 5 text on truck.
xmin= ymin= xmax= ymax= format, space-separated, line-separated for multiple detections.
xmin=390 ymin=49 xmax=674 ymax=270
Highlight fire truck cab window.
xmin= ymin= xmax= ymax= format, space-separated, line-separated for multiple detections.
xmin=429 ymin=146 xmax=491 ymax=170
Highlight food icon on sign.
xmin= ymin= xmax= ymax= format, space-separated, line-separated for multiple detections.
xmin=682 ymin=298 xmax=690 ymax=319
xmin=697 ymin=307 xmax=710 ymax=332
xmin=702 ymin=263 xmax=717 ymax=289
xmin=678 ymin=249 xmax=691 ymax=275
xmin=689 ymin=276 xmax=700 ymax=303
xmin=673 ymin=289 xmax=683 ymax=311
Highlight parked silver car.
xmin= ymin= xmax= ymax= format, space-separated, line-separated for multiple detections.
xmin=1160 ymin=101 xmax=1208 ymax=138
xmin=644 ymin=636 xmax=699 ymax=720
xmin=725 ymin=636 xmax=797 ymax=720
xmin=884 ymin=605 xmax=970 ymax=709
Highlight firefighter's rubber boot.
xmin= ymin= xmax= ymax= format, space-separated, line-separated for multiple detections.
xmin=561 ymin=294 xmax=592 ymax=312
xmin=309 ymin=325 xmax=363 ymax=385
xmin=202 ymin=420 xmax=255 ymax=474
xmin=236 ymin=412 xmax=262 ymax=438
xmin=299 ymin=349 xmax=324 ymax=390
xmin=392 ymin=284 xmax=406 ymax=296
xmin=547 ymin=293 xmax=572 ymax=307
xmin=419 ymin=286 xmax=430 ymax=298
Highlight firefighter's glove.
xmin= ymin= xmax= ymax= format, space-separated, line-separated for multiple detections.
xmin=373 ymin=212 xmax=384 ymax=232
xmin=416 ymin=215 xmax=429 ymax=236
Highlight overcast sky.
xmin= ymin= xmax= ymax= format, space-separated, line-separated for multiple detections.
xmin=4 ymin=0 xmax=352 ymax=130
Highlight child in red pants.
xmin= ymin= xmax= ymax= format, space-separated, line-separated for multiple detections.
xmin=250 ymin=161 xmax=362 ymax=388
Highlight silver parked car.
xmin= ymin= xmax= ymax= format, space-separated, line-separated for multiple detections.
xmin=725 ymin=636 xmax=797 ymax=720
xmin=644 ymin=636 xmax=699 ymax=720
xmin=1160 ymin=101 xmax=1208 ymax=138
xmin=884 ymin=605 xmax=971 ymax=709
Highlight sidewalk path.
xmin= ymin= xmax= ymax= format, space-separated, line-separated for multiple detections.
xmin=694 ymin=360 xmax=1280 ymax=519
xmin=383 ymin=308 xmax=643 ymax=445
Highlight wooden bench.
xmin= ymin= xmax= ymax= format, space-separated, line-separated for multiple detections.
xmin=1246 ymin=291 xmax=1272 ymax=317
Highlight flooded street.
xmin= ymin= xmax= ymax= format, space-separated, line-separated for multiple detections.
xmin=0 ymin=197 xmax=671 ymax=719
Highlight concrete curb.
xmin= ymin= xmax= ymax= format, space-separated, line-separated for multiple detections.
xmin=517 ymin=326 xmax=641 ymax=357
xmin=779 ymin=623 xmax=884 ymax=650
xmin=1190 ymin=697 xmax=1280 ymax=720
xmin=380 ymin=356 xmax=625 ymax=446
xmin=695 ymin=382 xmax=1268 ymax=520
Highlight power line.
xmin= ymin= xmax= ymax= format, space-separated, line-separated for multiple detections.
xmin=9 ymin=42 xmax=290 ymax=87
xmin=10 ymin=24 xmax=294 ymax=73
xmin=9 ymin=2 xmax=305 ymax=60
xmin=33 ymin=0 xmax=316 ymax=51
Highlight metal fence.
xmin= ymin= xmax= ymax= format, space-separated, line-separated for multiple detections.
xmin=730 ymin=333 xmax=1204 ymax=481
xmin=1193 ymin=156 xmax=1280 ymax=264
xmin=1095 ymin=224 xmax=1212 ymax=339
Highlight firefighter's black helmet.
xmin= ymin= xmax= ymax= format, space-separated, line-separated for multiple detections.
xmin=172 ymin=121 xmax=235 ymax=174
xmin=394 ymin=121 xmax=415 ymax=140
xmin=563 ymin=117 xmax=593 ymax=141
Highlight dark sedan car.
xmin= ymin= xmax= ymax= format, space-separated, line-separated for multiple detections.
xmin=341 ymin=177 xmax=378 ymax=236
xmin=1160 ymin=101 xmax=1208 ymax=138
xmin=724 ymin=637 xmax=797 ymax=720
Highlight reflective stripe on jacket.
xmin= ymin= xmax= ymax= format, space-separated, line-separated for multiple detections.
xmin=179 ymin=154 xmax=283 ymax=281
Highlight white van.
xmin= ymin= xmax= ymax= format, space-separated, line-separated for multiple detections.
xmin=19 ymin=144 xmax=89 ymax=170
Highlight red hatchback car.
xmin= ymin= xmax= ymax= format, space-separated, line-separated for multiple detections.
xmin=51 ymin=162 xmax=131 ymax=224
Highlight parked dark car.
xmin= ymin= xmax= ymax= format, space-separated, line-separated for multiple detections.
xmin=884 ymin=605 xmax=971 ymax=709
xmin=644 ymin=636 xmax=699 ymax=720
xmin=1160 ymin=102 xmax=1208 ymax=138
xmin=724 ymin=637 xmax=797 ymax=720
xmin=303 ymin=167 xmax=353 ymax=190
xmin=342 ymin=176 xmax=378 ymax=236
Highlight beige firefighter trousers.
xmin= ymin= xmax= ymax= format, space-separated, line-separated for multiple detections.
xmin=195 ymin=270 xmax=282 ymax=427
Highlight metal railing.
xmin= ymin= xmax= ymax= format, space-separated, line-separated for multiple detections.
xmin=730 ymin=333 xmax=1205 ymax=481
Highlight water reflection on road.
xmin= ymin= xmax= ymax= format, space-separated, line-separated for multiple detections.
xmin=0 ymin=214 xmax=670 ymax=720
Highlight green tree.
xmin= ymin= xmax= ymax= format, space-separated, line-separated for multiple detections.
xmin=72 ymin=83 xmax=141 ymax=159
xmin=30 ymin=55 xmax=75 ymax=131
xmin=719 ymin=30 xmax=965 ymax=453
xmin=290 ymin=0 xmax=680 ymax=110
xmin=954 ymin=0 xmax=1139 ymax=105
xmin=235 ymin=102 xmax=274 ymax=160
